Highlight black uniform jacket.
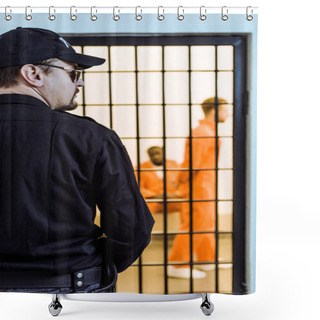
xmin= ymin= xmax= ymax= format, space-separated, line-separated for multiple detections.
xmin=0 ymin=94 xmax=154 ymax=275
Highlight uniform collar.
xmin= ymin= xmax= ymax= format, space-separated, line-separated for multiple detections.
xmin=0 ymin=94 xmax=50 ymax=109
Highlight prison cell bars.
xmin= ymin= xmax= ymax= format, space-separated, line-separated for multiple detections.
xmin=108 ymin=46 xmax=113 ymax=129
xmin=80 ymin=46 xmax=87 ymax=117
xmin=71 ymin=36 xmax=242 ymax=294
xmin=134 ymin=46 xmax=144 ymax=294
xmin=187 ymin=45 xmax=195 ymax=293
xmin=214 ymin=47 xmax=220 ymax=293
xmin=161 ymin=45 xmax=169 ymax=294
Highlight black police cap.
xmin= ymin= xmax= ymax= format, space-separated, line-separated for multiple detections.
xmin=0 ymin=27 xmax=105 ymax=69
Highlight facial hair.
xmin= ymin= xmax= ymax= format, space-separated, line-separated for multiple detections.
xmin=55 ymin=89 xmax=79 ymax=111
xmin=151 ymin=158 xmax=163 ymax=166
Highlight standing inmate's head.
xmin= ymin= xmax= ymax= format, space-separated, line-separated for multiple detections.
xmin=201 ymin=97 xmax=229 ymax=123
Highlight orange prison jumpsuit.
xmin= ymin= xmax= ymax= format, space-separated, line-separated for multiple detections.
xmin=137 ymin=160 xmax=182 ymax=214
xmin=168 ymin=119 xmax=220 ymax=266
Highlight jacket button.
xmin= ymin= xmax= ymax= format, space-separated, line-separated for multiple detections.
xmin=77 ymin=281 xmax=83 ymax=287
xmin=77 ymin=273 xmax=83 ymax=279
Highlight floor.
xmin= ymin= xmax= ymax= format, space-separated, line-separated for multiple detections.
xmin=115 ymin=211 xmax=233 ymax=294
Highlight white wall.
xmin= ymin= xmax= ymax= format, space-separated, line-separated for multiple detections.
xmin=72 ymin=44 xmax=234 ymax=167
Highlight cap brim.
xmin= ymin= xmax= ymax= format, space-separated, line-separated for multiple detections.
xmin=58 ymin=52 xmax=106 ymax=69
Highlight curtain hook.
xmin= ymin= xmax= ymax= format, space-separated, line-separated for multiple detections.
xmin=5 ymin=6 xmax=12 ymax=21
xmin=91 ymin=6 xmax=97 ymax=21
xmin=49 ymin=6 xmax=56 ymax=21
xmin=246 ymin=6 xmax=254 ymax=21
xmin=177 ymin=6 xmax=184 ymax=21
xmin=113 ymin=6 xmax=120 ymax=21
xmin=200 ymin=6 xmax=207 ymax=21
xmin=135 ymin=6 xmax=142 ymax=21
xmin=25 ymin=6 xmax=32 ymax=21
xmin=70 ymin=6 xmax=77 ymax=21
xmin=221 ymin=6 xmax=228 ymax=21
xmin=158 ymin=6 xmax=164 ymax=21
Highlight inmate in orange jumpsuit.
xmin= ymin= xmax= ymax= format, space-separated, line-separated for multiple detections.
xmin=168 ymin=119 xmax=220 ymax=266
xmin=137 ymin=160 xmax=182 ymax=214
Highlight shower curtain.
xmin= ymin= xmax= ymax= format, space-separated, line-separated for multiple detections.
xmin=0 ymin=6 xmax=257 ymax=298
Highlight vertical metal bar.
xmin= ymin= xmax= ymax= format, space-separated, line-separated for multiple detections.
xmin=232 ymin=38 xmax=248 ymax=294
xmin=107 ymin=45 xmax=117 ymax=292
xmin=188 ymin=45 xmax=194 ymax=293
xmin=232 ymin=45 xmax=236 ymax=294
xmin=134 ymin=46 xmax=143 ymax=294
xmin=107 ymin=46 xmax=113 ymax=129
xmin=214 ymin=46 xmax=219 ymax=293
xmin=162 ymin=45 xmax=169 ymax=295
xmin=80 ymin=46 xmax=86 ymax=117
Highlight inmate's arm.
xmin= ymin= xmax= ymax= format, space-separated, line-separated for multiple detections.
xmin=135 ymin=170 xmax=159 ymax=199
xmin=96 ymin=131 xmax=154 ymax=273
xmin=177 ymin=137 xmax=209 ymax=185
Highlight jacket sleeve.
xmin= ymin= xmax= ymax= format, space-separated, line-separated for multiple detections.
xmin=95 ymin=131 xmax=155 ymax=273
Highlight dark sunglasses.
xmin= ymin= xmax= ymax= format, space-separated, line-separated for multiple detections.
xmin=36 ymin=64 xmax=83 ymax=83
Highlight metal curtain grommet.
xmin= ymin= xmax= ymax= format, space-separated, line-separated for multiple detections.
xmin=91 ymin=6 xmax=97 ymax=21
xmin=70 ymin=6 xmax=77 ymax=21
xmin=25 ymin=6 xmax=32 ymax=21
xmin=49 ymin=6 xmax=56 ymax=21
xmin=113 ymin=6 xmax=120 ymax=21
xmin=177 ymin=6 xmax=184 ymax=21
xmin=246 ymin=6 xmax=253 ymax=21
xmin=221 ymin=6 xmax=228 ymax=21
xmin=135 ymin=6 xmax=142 ymax=21
xmin=158 ymin=6 xmax=164 ymax=21
xmin=200 ymin=6 xmax=207 ymax=21
xmin=5 ymin=6 xmax=12 ymax=21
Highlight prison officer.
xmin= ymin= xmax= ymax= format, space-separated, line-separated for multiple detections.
xmin=0 ymin=27 xmax=154 ymax=293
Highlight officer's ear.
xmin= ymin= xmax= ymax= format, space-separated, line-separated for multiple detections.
xmin=20 ymin=64 xmax=45 ymax=88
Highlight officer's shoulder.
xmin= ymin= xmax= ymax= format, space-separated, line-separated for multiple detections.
xmin=52 ymin=110 xmax=114 ymax=136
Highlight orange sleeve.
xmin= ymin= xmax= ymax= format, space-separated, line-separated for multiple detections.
xmin=135 ymin=166 xmax=159 ymax=199
xmin=176 ymin=135 xmax=217 ymax=198
xmin=178 ymin=137 xmax=209 ymax=180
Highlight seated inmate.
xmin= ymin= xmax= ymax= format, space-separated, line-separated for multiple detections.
xmin=137 ymin=146 xmax=182 ymax=214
